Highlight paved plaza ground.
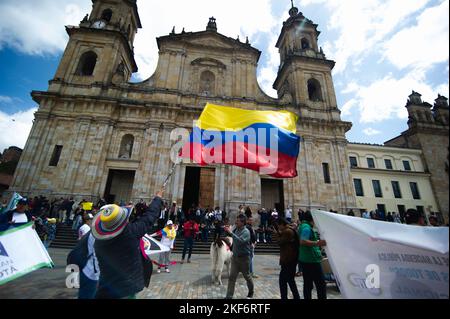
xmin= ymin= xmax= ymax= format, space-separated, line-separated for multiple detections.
xmin=0 ymin=248 xmax=342 ymax=299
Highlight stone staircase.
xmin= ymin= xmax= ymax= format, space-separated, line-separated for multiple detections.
xmin=50 ymin=224 xmax=281 ymax=255
xmin=171 ymin=232 xmax=280 ymax=255
xmin=50 ymin=224 xmax=78 ymax=249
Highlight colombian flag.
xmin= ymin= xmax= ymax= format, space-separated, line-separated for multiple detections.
xmin=181 ymin=103 xmax=301 ymax=178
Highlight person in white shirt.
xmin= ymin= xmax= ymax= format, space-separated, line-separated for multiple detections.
xmin=214 ymin=207 xmax=223 ymax=222
xmin=285 ymin=206 xmax=293 ymax=223
xmin=158 ymin=205 xmax=168 ymax=229
xmin=77 ymin=213 xmax=100 ymax=299
xmin=78 ymin=213 xmax=93 ymax=240
xmin=271 ymin=209 xmax=279 ymax=221
xmin=0 ymin=198 xmax=33 ymax=232
xmin=393 ymin=213 xmax=402 ymax=224
xmin=362 ymin=211 xmax=371 ymax=219
xmin=150 ymin=220 xmax=177 ymax=273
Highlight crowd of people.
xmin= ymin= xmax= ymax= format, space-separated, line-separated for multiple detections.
xmin=345 ymin=208 xmax=444 ymax=226
xmin=1 ymin=192 xmax=447 ymax=299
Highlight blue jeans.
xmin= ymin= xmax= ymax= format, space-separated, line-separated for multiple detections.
xmin=182 ymin=237 xmax=194 ymax=260
xmin=249 ymin=246 xmax=254 ymax=274
xmin=201 ymin=228 xmax=208 ymax=242
xmin=78 ymin=271 xmax=98 ymax=299
xmin=65 ymin=209 xmax=72 ymax=225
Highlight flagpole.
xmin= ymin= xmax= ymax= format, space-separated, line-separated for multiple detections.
xmin=162 ymin=161 xmax=179 ymax=189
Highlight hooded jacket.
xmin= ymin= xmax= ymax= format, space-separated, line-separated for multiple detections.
xmin=94 ymin=196 xmax=162 ymax=299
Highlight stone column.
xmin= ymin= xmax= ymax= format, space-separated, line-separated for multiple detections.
xmin=29 ymin=114 xmax=59 ymax=192
xmin=302 ymin=137 xmax=316 ymax=209
xmin=94 ymin=118 xmax=116 ymax=199
xmin=11 ymin=111 xmax=49 ymax=193
xmin=137 ymin=122 xmax=160 ymax=201
xmin=62 ymin=116 xmax=92 ymax=194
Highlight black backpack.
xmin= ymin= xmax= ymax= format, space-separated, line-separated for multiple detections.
xmin=67 ymin=232 xmax=92 ymax=270
xmin=246 ymin=225 xmax=257 ymax=244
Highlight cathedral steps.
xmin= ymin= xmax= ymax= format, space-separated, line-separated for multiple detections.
xmin=171 ymin=233 xmax=280 ymax=256
xmin=50 ymin=224 xmax=281 ymax=255
xmin=50 ymin=224 xmax=78 ymax=249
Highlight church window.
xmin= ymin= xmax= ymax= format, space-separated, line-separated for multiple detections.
xmin=307 ymin=78 xmax=323 ymax=102
xmin=410 ymin=182 xmax=421 ymax=200
xmin=322 ymin=163 xmax=331 ymax=184
xmin=101 ymin=9 xmax=113 ymax=22
xmin=77 ymin=51 xmax=97 ymax=76
xmin=367 ymin=157 xmax=375 ymax=168
xmin=119 ymin=134 xmax=134 ymax=159
xmin=349 ymin=156 xmax=358 ymax=168
xmin=49 ymin=145 xmax=63 ymax=167
xmin=403 ymin=160 xmax=411 ymax=171
xmin=200 ymin=70 xmax=215 ymax=96
xmin=301 ymin=38 xmax=310 ymax=49
xmin=354 ymin=179 xmax=364 ymax=196
xmin=384 ymin=159 xmax=393 ymax=170
xmin=372 ymin=180 xmax=383 ymax=198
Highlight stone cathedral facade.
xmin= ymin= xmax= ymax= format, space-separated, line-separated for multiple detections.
xmin=10 ymin=0 xmax=358 ymax=219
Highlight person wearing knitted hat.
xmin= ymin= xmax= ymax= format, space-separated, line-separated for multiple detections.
xmin=92 ymin=189 xmax=164 ymax=299
xmin=150 ymin=220 xmax=178 ymax=273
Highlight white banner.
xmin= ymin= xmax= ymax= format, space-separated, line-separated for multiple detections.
xmin=0 ymin=222 xmax=54 ymax=286
xmin=142 ymin=235 xmax=170 ymax=257
xmin=312 ymin=210 xmax=449 ymax=299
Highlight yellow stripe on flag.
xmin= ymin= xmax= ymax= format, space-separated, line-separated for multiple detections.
xmin=196 ymin=103 xmax=298 ymax=134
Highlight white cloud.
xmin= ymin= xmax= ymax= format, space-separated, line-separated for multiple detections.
xmin=341 ymin=70 xmax=449 ymax=124
xmin=0 ymin=0 xmax=281 ymax=96
xmin=0 ymin=0 xmax=91 ymax=55
xmin=342 ymin=82 xmax=359 ymax=94
xmin=257 ymin=33 xmax=282 ymax=98
xmin=0 ymin=96 xmax=13 ymax=104
xmin=1 ymin=0 xmax=447 ymax=121
xmin=133 ymin=0 xmax=278 ymax=84
xmin=363 ymin=128 xmax=381 ymax=136
xmin=341 ymin=99 xmax=358 ymax=117
xmin=301 ymin=0 xmax=431 ymax=74
xmin=382 ymin=0 xmax=449 ymax=71
xmin=0 ymin=107 xmax=37 ymax=151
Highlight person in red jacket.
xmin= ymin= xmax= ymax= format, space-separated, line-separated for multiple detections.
xmin=180 ymin=217 xmax=199 ymax=264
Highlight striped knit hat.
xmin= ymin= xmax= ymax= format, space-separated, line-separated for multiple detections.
xmin=91 ymin=204 xmax=133 ymax=240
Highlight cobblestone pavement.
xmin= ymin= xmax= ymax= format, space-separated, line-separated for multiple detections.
xmin=0 ymin=249 xmax=342 ymax=299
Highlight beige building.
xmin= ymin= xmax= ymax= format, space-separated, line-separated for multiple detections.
xmin=8 ymin=1 xmax=356 ymax=221
xmin=348 ymin=143 xmax=441 ymax=222
xmin=7 ymin=1 xmax=448 ymax=223
xmin=385 ymin=91 xmax=449 ymax=223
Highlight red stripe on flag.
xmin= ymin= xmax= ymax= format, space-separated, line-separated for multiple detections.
xmin=180 ymin=141 xmax=298 ymax=178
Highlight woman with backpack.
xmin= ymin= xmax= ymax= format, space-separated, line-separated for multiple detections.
xmin=67 ymin=212 xmax=99 ymax=299
xmin=78 ymin=229 xmax=100 ymax=299
xmin=275 ymin=218 xmax=301 ymax=299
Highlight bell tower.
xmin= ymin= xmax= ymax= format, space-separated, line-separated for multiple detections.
xmin=50 ymin=0 xmax=141 ymax=89
xmin=273 ymin=1 xmax=340 ymax=121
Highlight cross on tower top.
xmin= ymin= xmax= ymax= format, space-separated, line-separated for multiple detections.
xmin=206 ymin=17 xmax=217 ymax=32
xmin=289 ymin=0 xmax=299 ymax=17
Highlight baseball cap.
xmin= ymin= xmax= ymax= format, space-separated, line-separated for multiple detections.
xmin=17 ymin=198 xmax=29 ymax=205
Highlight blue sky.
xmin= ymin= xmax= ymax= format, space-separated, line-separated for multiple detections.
xmin=0 ymin=0 xmax=448 ymax=152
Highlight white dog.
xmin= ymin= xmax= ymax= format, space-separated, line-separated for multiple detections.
xmin=210 ymin=237 xmax=233 ymax=285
